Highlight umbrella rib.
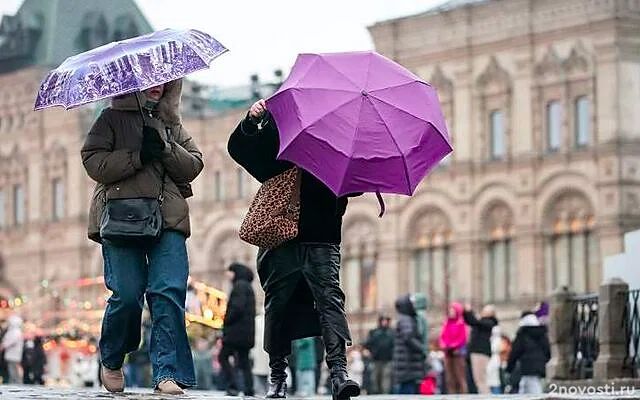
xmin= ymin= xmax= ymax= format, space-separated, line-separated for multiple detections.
xmin=368 ymin=92 xmax=431 ymax=124
xmin=335 ymin=55 xmax=373 ymax=194
xmin=368 ymin=80 xmax=428 ymax=94
xmin=293 ymin=56 xmax=322 ymax=89
xmin=371 ymin=93 xmax=451 ymax=148
xmin=368 ymin=99 xmax=413 ymax=195
xmin=290 ymin=95 xmax=362 ymax=138
xmin=321 ymin=58 xmax=364 ymax=92
xmin=336 ymin=96 xmax=366 ymax=196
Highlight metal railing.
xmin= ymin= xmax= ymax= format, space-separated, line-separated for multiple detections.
xmin=570 ymin=293 xmax=599 ymax=379
xmin=623 ymin=289 xmax=640 ymax=378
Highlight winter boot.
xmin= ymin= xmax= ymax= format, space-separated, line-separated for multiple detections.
xmin=323 ymin=327 xmax=360 ymax=400
xmin=265 ymin=356 xmax=288 ymax=398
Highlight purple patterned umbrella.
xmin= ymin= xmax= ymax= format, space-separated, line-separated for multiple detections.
xmin=266 ymin=51 xmax=451 ymax=202
xmin=34 ymin=29 xmax=227 ymax=110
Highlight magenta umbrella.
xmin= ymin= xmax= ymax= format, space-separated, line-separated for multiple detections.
xmin=266 ymin=51 xmax=451 ymax=214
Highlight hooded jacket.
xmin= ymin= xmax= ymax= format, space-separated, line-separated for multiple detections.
xmin=506 ymin=314 xmax=551 ymax=377
xmin=365 ymin=316 xmax=394 ymax=362
xmin=440 ymin=302 xmax=467 ymax=351
xmin=2 ymin=315 xmax=23 ymax=363
xmin=392 ymin=295 xmax=426 ymax=384
xmin=222 ymin=263 xmax=256 ymax=348
xmin=81 ymin=79 xmax=204 ymax=242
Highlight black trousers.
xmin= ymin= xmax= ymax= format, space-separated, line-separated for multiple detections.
xmin=258 ymin=242 xmax=352 ymax=358
xmin=219 ymin=344 xmax=253 ymax=394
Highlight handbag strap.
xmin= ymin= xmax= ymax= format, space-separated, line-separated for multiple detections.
xmin=135 ymin=92 xmax=167 ymax=203
xmin=290 ymin=167 xmax=302 ymax=206
xmin=159 ymin=166 xmax=166 ymax=203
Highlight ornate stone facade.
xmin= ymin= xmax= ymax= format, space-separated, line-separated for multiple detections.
xmin=1 ymin=0 xmax=640 ymax=339
xmin=361 ymin=0 xmax=640 ymax=336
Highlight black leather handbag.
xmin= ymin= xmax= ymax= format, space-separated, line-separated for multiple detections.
xmin=99 ymin=171 xmax=165 ymax=248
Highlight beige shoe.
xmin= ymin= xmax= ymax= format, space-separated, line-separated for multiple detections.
xmin=100 ymin=366 xmax=124 ymax=393
xmin=155 ymin=379 xmax=185 ymax=395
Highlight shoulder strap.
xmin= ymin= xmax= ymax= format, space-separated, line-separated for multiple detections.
xmin=135 ymin=92 xmax=167 ymax=203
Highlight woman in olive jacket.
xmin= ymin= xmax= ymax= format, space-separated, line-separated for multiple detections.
xmin=81 ymin=80 xmax=203 ymax=395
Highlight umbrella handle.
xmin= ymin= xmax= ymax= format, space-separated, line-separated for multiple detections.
xmin=376 ymin=191 xmax=385 ymax=218
xmin=134 ymin=92 xmax=147 ymax=125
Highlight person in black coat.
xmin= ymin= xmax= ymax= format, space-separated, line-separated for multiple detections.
xmin=22 ymin=336 xmax=47 ymax=385
xmin=392 ymin=295 xmax=426 ymax=395
xmin=219 ymin=263 xmax=256 ymax=397
xmin=365 ymin=316 xmax=394 ymax=394
xmin=506 ymin=312 xmax=550 ymax=394
xmin=228 ymin=100 xmax=361 ymax=400
xmin=463 ymin=304 xmax=498 ymax=394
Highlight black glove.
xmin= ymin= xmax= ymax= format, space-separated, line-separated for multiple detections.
xmin=140 ymin=126 xmax=165 ymax=164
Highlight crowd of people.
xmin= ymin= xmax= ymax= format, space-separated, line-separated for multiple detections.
xmin=194 ymin=278 xmax=552 ymax=397
xmin=0 ymin=274 xmax=551 ymax=397
xmin=0 ymin=81 xmax=554 ymax=398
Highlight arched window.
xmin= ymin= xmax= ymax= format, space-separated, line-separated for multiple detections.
xmin=210 ymin=234 xmax=254 ymax=293
xmin=76 ymin=12 xmax=108 ymax=51
xmin=482 ymin=202 xmax=516 ymax=302
xmin=214 ymin=171 xmax=224 ymax=201
xmin=490 ymin=110 xmax=505 ymax=159
xmin=429 ymin=66 xmax=454 ymax=166
xmin=410 ymin=208 xmax=452 ymax=308
xmin=0 ymin=189 xmax=5 ymax=229
xmin=342 ymin=220 xmax=377 ymax=313
xmin=476 ymin=56 xmax=512 ymax=162
xmin=544 ymin=192 xmax=597 ymax=293
xmin=113 ymin=15 xmax=140 ymax=41
xmin=574 ymin=96 xmax=590 ymax=148
xmin=546 ymin=100 xmax=562 ymax=152
xmin=13 ymin=184 xmax=25 ymax=226
xmin=44 ymin=146 xmax=67 ymax=223
xmin=52 ymin=178 xmax=64 ymax=221
xmin=237 ymin=168 xmax=245 ymax=199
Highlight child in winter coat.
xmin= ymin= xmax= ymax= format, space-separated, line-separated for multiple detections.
xmin=439 ymin=303 xmax=468 ymax=394
xmin=486 ymin=325 xmax=503 ymax=394
xmin=1 ymin=315 xmax=23 ymax=384
xmin=506 ymin=312 xmax=551 ymax=394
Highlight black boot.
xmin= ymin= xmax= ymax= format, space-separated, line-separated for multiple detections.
xmin=323 ymin=328 xmax=360 ymax=400
xmin=265 ymin=357 xmax=288 ymax=399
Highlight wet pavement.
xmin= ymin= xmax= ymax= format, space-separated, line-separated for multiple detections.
xmin=0 ymin=385 xmax=639 ymax=399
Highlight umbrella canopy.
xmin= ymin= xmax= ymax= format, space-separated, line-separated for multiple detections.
xmin=34 ymin=28 xmax=227 ymax=110
xmin=266 ymin=51 xmax=451 ymax=198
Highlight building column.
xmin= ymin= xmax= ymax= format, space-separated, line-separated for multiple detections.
xmin=454 ymin=236 xmax=475 ymax=305
xmin=378 ymin=241 xmax=402 ymax=314
xmin=594 ymin=277 xmax=632 ymax=379
xmin=515 ymin=229 xmax=538 ymax=300
xmin=547 ymin=286 xmax=575 ymax=380
xmin=597 ymin=219 xmax=624 ymax=289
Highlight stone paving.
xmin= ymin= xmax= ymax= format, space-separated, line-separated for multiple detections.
xmin=0 ymin=386 xmax=639 ymax=399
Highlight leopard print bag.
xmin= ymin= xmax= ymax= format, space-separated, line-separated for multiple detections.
xmin=239 ymin=167 xmax=301 ymax=249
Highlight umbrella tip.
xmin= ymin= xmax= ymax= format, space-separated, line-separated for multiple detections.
xmin=361 ymin=89 xmax=368 ymax=97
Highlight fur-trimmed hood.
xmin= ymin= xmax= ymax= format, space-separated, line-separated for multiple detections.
xmin=111 ymin=79 xmax=183 ymax=125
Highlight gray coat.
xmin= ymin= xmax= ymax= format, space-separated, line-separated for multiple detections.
xmin=392 ymin=295 xmax=426 ymax=384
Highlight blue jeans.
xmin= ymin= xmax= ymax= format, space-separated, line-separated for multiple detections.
xmin=396 ymin=381 xmax=418 ymax=394
xmin=99 ymin=230 xmax=195 ymax=388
